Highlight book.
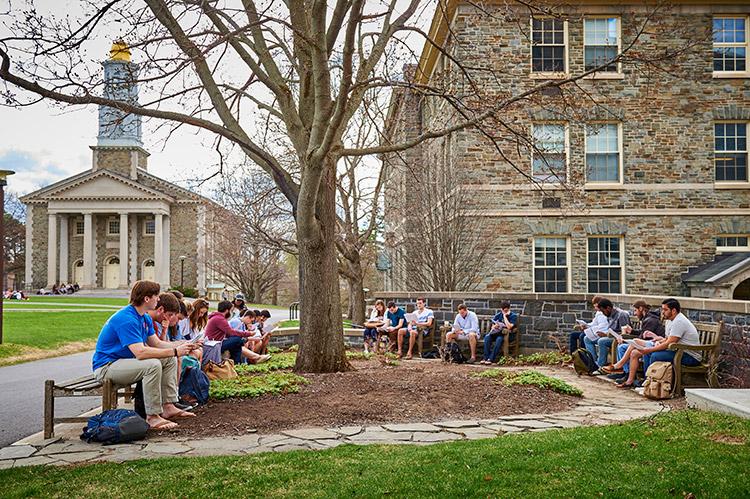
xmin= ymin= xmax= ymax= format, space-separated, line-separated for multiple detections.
xmin=203 ymin=340 xmax=220 ymax=347
xmin=405 ymin=312 xmax=418 ymax=323
xmin=576 ymin=319 xmax=588 ymax=326
xmin=607 ymin=329 xmax=622 ymax=342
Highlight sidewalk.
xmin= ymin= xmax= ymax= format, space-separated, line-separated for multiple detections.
xmin=0 ymin=366 xmax=666 ymax=468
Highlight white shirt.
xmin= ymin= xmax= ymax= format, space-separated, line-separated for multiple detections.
xmin=666 ymin=312 xmax=701 ymax=361
xmin=584 ymin=311 xmax=609 ymax=341
xmin=408 ymin=307 xmax=434 ymax=331
xmin=453 ymin=311 xmax=479 ymax=334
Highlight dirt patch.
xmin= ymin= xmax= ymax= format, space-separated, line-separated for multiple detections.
xmin=708 ymin=433 xmax=747 ymax=445
xmin=174 ymin=359 xmax=578 ymax=437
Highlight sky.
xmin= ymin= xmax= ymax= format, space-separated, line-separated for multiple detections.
xmin=0 ymin=0 xmax=432 ymax=199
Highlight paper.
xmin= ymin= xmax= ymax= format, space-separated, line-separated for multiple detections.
xmin=203 ymin=340 xmax=220 ymax=347
xmin=576 ymin=319 xmax=588 ymax=326
xmin=405 ymin=312 xmax=418 ymax=323
xmin=607 ymin=329 xmax=622 ymax=342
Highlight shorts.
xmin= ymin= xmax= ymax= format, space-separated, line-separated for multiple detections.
xmin=455 ymin=331 xmax=479 ymax=341
xmin=407 ymin=327 xmax=429 ymax=337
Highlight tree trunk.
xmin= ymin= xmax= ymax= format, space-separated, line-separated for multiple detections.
xmin=295 ymin=161 xmax=350 ymax=373
xmin=348 ymin=274 xmax=366 ymax=326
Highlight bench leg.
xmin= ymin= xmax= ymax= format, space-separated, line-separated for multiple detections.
xmin=673 ymin=353 xmax=684 ymax=396
xmin=502 ymin=335 xmax=509 ymax=358
xmin=102 ymin=379 xmax=114 ymax=411
xmin=44 ymin=380 xmax=55 ymax=439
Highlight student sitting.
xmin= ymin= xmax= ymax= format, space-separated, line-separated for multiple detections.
xmin=399 ymin=297 xmax=434 ymax=360
xmin=229 ymin=310 xmax=269 ymax=354
xmin=92 ymin=280 xmax=200 ymax=430
xmin=231 ymin=294 xmax=247 ymax=319
xmin=481 ymin=301 xmax=517 ymax=365
xmin=582 ymin=298 xmax=630 ymax=372
xmin=614 ymin=298 xmax=701 ymax=389
xmin=205 ymin=300 xmax=271 ymax=364
xmin=181 ymin=298 xmax=209 ymax=340
xmin=363 ymin=300 xmax=387 ymax=354
xmin=383 ymin=302 xmax=407 ymax=353
xmin=602 ymin=300 xmax=665 ymax=381
xmin=445 ymin=304 xmax=480 ymax=364
xmin=570 ymin=296 xmax=605 ymax=354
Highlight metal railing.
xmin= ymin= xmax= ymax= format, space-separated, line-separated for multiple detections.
xmin=289 ymin=301 xmax=299 ymax=321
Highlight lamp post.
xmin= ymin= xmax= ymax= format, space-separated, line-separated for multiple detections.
xmin=179 ymin=255 xmax=186 ymax=289
xmin=0 ymin=169 xmax=16 ymax=345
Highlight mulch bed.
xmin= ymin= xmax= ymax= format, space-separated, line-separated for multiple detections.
xmin=173 ymin=359 xmax=578 ymax=438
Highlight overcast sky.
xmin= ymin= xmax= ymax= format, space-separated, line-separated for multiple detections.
xmin=0 ymin=0 xmax=431 ymax=198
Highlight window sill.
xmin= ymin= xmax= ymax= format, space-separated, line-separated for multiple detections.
xmin=583 ymin=183 xmax=625 ymax=190
xmin=713 ymin=72 xmax=750 ymax=79
xmin=529 ymin=73 xmax=569 ymax=80
xmin=715 ymin=182 xmax=750 ymax=189
xmin=582 ymin=72 xmax=625 ymax=80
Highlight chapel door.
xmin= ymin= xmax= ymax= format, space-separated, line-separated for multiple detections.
xmin=104 ymin=257 xmax=120 ymax=289
xmin=142 ymin=259 xmax=156 ymax=281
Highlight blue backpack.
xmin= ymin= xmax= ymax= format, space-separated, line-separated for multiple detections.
xmin=80 ymin=409 xmax=149 ymax=445
xmin=179 ymin=366 xmax=210 ymax=405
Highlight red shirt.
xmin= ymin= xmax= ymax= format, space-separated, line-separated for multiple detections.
xmin=205 ymin=312 xmax=252 ymax=341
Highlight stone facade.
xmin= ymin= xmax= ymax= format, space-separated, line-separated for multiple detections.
xmin=376 ymin=291 xmax=750 ymax=388
xmin=383 ymin=2 xmax=750 ymax=298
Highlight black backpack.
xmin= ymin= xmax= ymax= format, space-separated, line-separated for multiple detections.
xmin=179 ymin=366 xmax=210 ymax=405
xmin=442 ymin=342 xmax=466 ymax=364
xmin=80 ymin=409 xmax=149 ymax=445
xmin=572 ymin=348 xmax=598 ymax=375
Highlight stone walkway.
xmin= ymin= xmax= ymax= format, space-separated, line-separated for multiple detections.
xmin=0 ymin=366 xmax=668 ymax=469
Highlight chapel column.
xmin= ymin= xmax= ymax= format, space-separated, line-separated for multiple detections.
xmin=154 ymin=213 xmax=163 ymax=285
xmin=58 ymin=215 xmax=69 ymax=283
xmin=119 ymin=212 xmax=129 ymax=287
xmin=47 ymin=213 xmax=57 ymax=286
xmin=82 ymin=212 xmax=94 ymax=287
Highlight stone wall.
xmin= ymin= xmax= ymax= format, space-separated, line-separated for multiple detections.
xmin=30 ymin=206 xmax=48 ymax=288
xmin=169 ymin=204 xmax=199 ymax=288
xmin=376 ymin=291 xmax=750 ymax=388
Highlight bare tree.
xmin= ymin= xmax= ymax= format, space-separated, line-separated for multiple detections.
xmin=0 ymin=1 xmax=703 ymax=371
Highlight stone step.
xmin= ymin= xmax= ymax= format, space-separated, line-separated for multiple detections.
xmin=685 ymin=388 xmax=750 ymax=419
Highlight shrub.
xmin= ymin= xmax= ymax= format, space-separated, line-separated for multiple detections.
xmin=170 ymin=286 xmax=198 ymax=298
xmin=495 ymin=352 xmax=571 ymax=366
xmin=209 ymin=372 xmax=308 ymax=400
xmin=472 ymin=369 xmax=583 ymax=397
xmin=234 ymin=352 xmax=297 ymax=374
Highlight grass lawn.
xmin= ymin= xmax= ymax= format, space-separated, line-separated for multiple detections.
xmin=0 ymin=410 xmax=748 ymax=497
xmin=6 ymin=296 xmax=129 ymax=306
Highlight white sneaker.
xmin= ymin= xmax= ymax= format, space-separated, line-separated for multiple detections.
xmin=256 ymin=354 xmax=272 ymax=364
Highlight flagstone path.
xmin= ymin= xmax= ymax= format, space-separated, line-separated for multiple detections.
xmin=0 ymin=366 xmax=668 ymax=469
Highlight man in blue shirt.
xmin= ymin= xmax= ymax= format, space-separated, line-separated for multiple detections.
xmin=445 ymin=304 xmax=480 ymax=363
xmin=384 ymin=301 xmax=407 ymax=354
xmin=481 ymin=302 xmax=517 ymax=364
xmin=92 ymin=280 xmax=201 ymax=430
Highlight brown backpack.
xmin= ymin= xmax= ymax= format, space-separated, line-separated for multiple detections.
xmin=202 ymin=359 xmax=239 ymax=381
xmin=642 ymin=361 xmax=673 ymax=399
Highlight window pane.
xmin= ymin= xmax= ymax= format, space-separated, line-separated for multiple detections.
xmin=587 ymin=237 xmax=622 ymax=293
xmin=534 ymin=237 xmax=569 ymax=293
xmin=715 ymin=122 xmax=749 ymax=181
xmin=532 ymin=18 xmax=566 ymax=73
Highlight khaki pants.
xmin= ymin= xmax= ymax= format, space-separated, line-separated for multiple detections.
xmin=94 ymin=357 xmax=178 ymax=416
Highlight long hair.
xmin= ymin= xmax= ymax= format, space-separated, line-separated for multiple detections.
xmin=189 ymin=298 xmax=210 ymax=331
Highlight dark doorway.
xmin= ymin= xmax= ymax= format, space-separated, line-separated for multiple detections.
xmin=733 ymin=278 xmax=750 ymax=300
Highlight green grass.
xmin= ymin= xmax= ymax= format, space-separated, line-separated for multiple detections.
xmin=7 ymin=296 xmax=128 ymax=306
xmin=495 ymin=351 xmax=572 ymax=366
xmin=472 ymin=369 xmax=583 ymax=397
xmin=209 ymin=372 xmax=308 ymax=400
xmin=0 ymin=411 xmax=748 ymax=497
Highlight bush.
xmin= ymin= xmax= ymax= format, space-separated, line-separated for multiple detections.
xmin=495 ymin=352 xmax=571 ymax=366
xmin=472 ymin=369 xmax=583 ymax=397
xmin=234 ymin=352 xmax=297 ymax=374
xmin=209 ymin=372 xmax=308 ymax=400
xmin=170 ymin=286 xmax=198 ymax=298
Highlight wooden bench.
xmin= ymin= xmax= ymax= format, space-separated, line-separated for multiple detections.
xmin=669 ymin=321 xmax=723 ymax=395
xmin=440 ymin=317 xmax=520 ymax=359
xmin=43 ymin=375 xmax=135 ymax=439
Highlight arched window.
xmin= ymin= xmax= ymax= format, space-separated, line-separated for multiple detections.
xmin=107 ymin=256 xmax=120 ymax=265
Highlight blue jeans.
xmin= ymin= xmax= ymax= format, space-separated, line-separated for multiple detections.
xmin=221 ymin=336 xmax=244 ymax=364
xmin=363 ymin=328 xmax=378 ymax=341
xmin=616 ymin=343 xmax=630 ymax=373
xmin=569 ymin=331 xmax=585 ymax=353
xmin=483 ymin=330 xmax=505 ymax=362
xmin=583 ymin=336 xmax=613 ymax=368
xmin=643 ymin=349 xmax=701 ymax=373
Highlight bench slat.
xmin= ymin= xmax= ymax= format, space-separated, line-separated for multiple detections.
xmin=54 ymin=374 xmax=97 ymax=389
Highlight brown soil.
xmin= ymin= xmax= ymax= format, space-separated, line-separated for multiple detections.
xmin=173 ymin=359 xmax=578 ymax=438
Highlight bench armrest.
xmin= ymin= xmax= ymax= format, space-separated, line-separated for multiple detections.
xmin=667 ymin=343 xmax=717 ymax=352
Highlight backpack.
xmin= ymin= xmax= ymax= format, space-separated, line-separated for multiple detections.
xmin=80 ymin=409 xmax=149 ymax=445
xmin=643 ymin=361 xmax=673 ymax=400
xmin=179 ymin=366 xmax=211 ymax=405
xmin=442 ymin=342 xmax=466 ymax=364
xmin=202 ymin=359 xmax=239 ymax=381
xmin=572 ymin=348 xmax=598 ymax=375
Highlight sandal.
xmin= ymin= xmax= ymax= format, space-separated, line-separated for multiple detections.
xmin=601 ymin=364 xmax=623 ymax=375
xmin=616 ymin=381 xmax=635 ymax=389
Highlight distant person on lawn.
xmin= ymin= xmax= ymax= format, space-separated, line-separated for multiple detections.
xmin=445 ymin=303 xmax=480 ymax=363
xmin=399 ymin=297 xmax=434 ymax=359
xmin=92 ymin=280 xmax=200 ymax=430
xmin=481 ymin=301 xmax=518 ymax=365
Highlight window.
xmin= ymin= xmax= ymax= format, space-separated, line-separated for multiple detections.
xmin=532 ymin=124 xmax=567 ymax=183
xmin=144 ymin=218 xmax=156 ymax=235
xmin=531 ymin=18 xmax=567 ymax=74
xmin=587 ymin=237 xmax=623 ymax=293
xmin=716 ymin=235 xmax=750 ymax=252
xmin=107 ymin=218 xmax=120 ymax=236
xmin=713 ymin=17 xmax=748 ymax=74
xmin=584 ymin=17 xmax=620 ymax=72
xmin=533 ymin=237 xmax=569 ymax=293
xmin=715 ymin=122 xmax=748 ymax=182
xmin=586 ymin=123 xmax=621 ymax=182
xmin=74 ymin=220 xmax=84 ymax=236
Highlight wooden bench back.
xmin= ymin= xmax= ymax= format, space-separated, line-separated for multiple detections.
xmin=694 ymin=321 xmax=723 ymax=349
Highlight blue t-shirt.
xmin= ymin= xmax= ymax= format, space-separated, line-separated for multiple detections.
xmin=386 ymin=308 xmax=406 ymax=329
xmin=92 ymin=305 xmax=155 ymax=370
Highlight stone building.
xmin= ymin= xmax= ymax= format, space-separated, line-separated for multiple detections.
xmin=21 ymin=42 xmax=223 ymax=292
xmin=382 ymin=1 xmax=750 ymax=299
